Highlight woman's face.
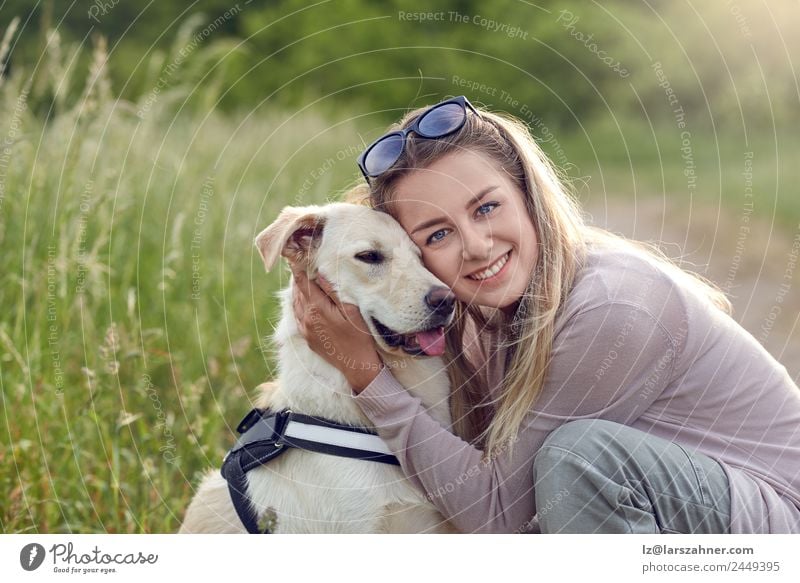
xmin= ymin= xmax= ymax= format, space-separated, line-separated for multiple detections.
xmin=390 ymin=149 xmax=539 ymax=314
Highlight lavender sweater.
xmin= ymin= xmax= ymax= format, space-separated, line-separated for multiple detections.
xmin=353 ymin=246 xmax=800 ymax=533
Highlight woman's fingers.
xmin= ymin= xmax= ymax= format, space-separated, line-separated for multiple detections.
xmin=291 ymin=268 xmax=315 ymax=337
xmin=316 ymin=274 xmax=337 ymax=301
xmin=285 ymin=266 xmax=382 ymax=387
xmin=315 ymin=277 xmax=369 ymax=334
xmin=291 ymin=267 xmax=337 ymax=328
xmin=308 ymin=275 xmax=372 ymax=335
xmin=292 ymin=286 xmax=306 ymax=334
xmin=292 ymin=267 xmax=310 ymax=298
xmin=291 ymin=269 xmax=371 ymax=339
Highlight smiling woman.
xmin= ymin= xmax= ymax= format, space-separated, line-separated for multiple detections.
xmin=388 ymin=150 xmax=538 ymax=316
xmin=291 ymin=96 xmax=800 ymax=534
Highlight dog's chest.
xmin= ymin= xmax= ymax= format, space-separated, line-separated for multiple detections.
xmin=245 ymin=448 xmax=423 ymax=533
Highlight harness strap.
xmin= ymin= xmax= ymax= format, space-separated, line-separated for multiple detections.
xmin=220 ymin=408 xmax=400 ymax=534
xmin=222 ymin=447 xmax=277 ymax=534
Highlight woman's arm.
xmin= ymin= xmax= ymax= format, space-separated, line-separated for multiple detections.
xmin=291 ymin=269 xmax=680 ymax=533
xmin=354 ymin=365 xmax=541 ymax=533
xmin=354 ymin=300 xmax=682 ymax=533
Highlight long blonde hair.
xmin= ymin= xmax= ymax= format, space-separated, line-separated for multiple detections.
xmin=345 ymin=102 xmax=731 ymax=458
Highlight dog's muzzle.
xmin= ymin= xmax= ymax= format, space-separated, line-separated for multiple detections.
xmin=371 ymin=287 xmax=455 ymax=357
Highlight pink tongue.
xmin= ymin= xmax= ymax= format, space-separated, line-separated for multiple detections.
xmin=416 ymin=327 xmax=446 ymax=356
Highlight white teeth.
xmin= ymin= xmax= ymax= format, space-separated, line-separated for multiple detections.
xmin=468 ymin=252 xmax=510 ymax=281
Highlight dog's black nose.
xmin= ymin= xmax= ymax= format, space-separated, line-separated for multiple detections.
xmin=425 ymin=287 xmax=455 ymax=317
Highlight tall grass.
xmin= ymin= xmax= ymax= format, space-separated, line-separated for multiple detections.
xmin=0 ymin=27 xmax=363 ymax=533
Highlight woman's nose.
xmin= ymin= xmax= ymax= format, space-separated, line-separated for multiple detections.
xmin=460 ymin=224 xmax=492 ymax=261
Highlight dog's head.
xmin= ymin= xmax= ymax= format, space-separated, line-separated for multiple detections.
xmin=255 ymin=203 xmax=455 ymax=357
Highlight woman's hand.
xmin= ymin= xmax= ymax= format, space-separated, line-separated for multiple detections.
xmin=290 ymin=267 xmax=384 ymax=393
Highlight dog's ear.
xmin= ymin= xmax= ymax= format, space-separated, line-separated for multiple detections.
xmin=255 ymin=206 xmax=327 ymax=272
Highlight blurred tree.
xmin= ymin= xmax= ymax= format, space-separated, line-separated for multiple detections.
xmin=1 ymin=0 xmax=796 ymax=130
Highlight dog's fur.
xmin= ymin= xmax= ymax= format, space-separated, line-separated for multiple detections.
xmin=180 ymin=203 xmax=458 ymax=533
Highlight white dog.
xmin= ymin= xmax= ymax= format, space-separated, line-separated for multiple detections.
xmin=180 ymin=202 xmax=458 ymax=533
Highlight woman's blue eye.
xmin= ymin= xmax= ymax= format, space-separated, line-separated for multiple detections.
xmin=427 ymin=229 xmax=449 ymax=245
xmin=477 ymin=202 xmax=499 ymax=216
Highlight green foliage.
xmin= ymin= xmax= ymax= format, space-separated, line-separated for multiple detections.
xmin=3 ymin=0 xmax=798 ymax=129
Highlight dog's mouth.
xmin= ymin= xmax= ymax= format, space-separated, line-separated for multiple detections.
xmin=371 ymin=318 xmax=447 ymax=357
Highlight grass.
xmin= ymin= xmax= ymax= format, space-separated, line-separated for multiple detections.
xmin=2 ymin=30 xmax=798 ymax=534
xmin=0 ymin=33 xmax=365 ymax=533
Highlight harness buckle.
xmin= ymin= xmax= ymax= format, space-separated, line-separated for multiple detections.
xmin=236 ymin=408 xmax=265 ymax=434
xmin=225 ymin=408 xmax=292 ymax=461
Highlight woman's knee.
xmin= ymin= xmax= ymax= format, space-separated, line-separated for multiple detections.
xmin=532 ymin=421 xmax=624 ymax=532
xmin=539 ymin=418 xmax=627 ymax=461
xmin=532 ymin=419 xmax=635 ymax=511
xmin=532 ymin=419 xmax=732 ymax=533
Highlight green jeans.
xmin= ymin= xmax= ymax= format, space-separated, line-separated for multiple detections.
xmin=532 ymin=419 xmax=731 ymax=533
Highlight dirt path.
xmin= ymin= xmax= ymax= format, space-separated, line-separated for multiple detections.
xmin=583 ymin=195 xmax=800 ymax=383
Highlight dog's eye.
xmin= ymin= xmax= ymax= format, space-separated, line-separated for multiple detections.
xmin=355 ymin=251 xmax=384 ymax=264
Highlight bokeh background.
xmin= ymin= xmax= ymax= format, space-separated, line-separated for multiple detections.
xmin=1 ymin=0 xmax=798 ymax=532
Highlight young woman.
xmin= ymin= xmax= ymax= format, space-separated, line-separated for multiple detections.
xmin=290 ymin=96 xmax=800 ymax=534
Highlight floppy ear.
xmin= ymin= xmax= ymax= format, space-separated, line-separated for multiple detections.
xmin=254 ymin=205 xmax=327 ymax=272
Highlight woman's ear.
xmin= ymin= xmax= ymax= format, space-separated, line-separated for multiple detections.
xmin=254 ymin=205 xmax=327 ymax=272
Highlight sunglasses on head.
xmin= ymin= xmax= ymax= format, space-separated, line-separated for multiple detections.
xmin=357 ymin=95 xmax=480 ymax=182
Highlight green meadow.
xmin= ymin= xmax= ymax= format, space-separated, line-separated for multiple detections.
xmin=0 ymin=73 xmax=362 ymax=535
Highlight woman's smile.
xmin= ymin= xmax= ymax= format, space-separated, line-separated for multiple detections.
xmin=466 ymin=250 xmax=512 ymax=283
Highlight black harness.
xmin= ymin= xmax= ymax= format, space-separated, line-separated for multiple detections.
xmin=220 ymin=408 xmax=400 ymax=533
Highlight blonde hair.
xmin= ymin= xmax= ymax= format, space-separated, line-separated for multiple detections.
xmin=345 ymin=102 xmax=731 ymax=459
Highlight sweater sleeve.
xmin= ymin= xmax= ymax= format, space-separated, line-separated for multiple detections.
xmin=353 ymin=300 xmax=682 ymax=533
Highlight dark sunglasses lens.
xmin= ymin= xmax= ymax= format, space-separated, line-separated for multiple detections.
xmin=364 ymin=133 xmax=405 ymax=176
xmin=417 ymin=103 xmax=465 ymax=137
